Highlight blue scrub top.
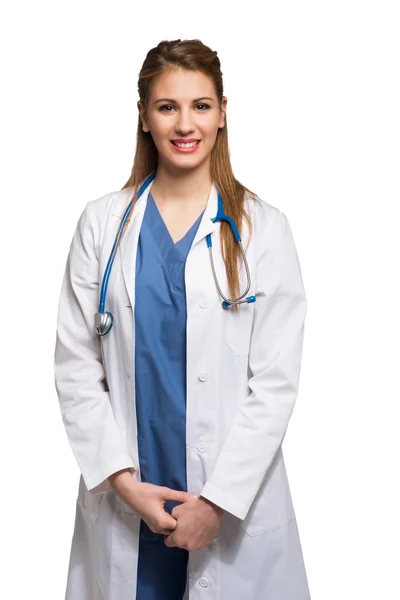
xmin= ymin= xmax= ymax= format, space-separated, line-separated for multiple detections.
xmin=134 ymin=191 xmax=205 ymax=600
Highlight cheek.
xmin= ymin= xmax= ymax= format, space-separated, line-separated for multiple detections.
xmin=199 ymin=132 xmax=218 ymax=154
xmin=201 ymin=120 xmax=220 ymax=142
xmin=152 ymin=131 xmax=173 ymax=154
xmin=153 ymin=127 xmax=169 ymax=143
xmin=147 ymin=117 xmax=170 ymax=141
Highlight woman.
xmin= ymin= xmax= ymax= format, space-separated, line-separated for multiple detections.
xmin=54 ymin=39 xmax=311 ymax=600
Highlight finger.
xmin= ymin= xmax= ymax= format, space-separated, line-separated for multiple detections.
xmin=164 ymin=532 xmax=176 ymax=548
xmin=158 ymin=527 xmax=176 ymax=535
xmin=159 ymin=512 xmax=177 ymax=532
xmin=171 ymin=502 xmax=186 ymax=519
xmin=163 ymin=488 xmax=196 ymax=503
xmin=152 ymin=517 xmax=176 ymax=535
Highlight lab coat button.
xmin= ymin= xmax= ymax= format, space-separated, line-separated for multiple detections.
xmin=198 ymin=373 xmax=209 ymax=382
xmin=197 ymin=442 xmax=207 ymax=453
xmin=199 ymin=299 xmax=208 ymax=309
xmin=199 ymin=577 xmax=208 ymax=587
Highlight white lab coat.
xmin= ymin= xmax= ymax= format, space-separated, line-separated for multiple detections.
xmin=54 ymin=178 xmax=311 ymax=600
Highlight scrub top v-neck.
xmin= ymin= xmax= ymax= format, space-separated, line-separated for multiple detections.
xmin=134 ymin=191 xmax=205 ymax=600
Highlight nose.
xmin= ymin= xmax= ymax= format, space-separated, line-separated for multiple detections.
xmin=175 ymin=107 xmax=195 ymax=134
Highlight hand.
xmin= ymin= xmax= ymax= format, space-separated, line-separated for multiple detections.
xmin=164 ymin=495 xmax=225 ymax=551
xmin=109 ymin=469 xmax=196 ymax=535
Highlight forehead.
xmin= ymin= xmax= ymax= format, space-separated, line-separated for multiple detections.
xmin=149 ymin=68 xmax=216 ymax=101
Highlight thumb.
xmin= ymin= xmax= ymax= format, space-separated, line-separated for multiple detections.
xmin=162 ymin=511 xmax=178 ymax=531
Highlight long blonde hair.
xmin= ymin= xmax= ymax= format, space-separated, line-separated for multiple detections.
xmin=120 ymin=39 xmax=260 ymax=312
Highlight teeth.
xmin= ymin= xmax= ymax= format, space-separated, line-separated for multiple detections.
xmin=173 ymin=141 xmax=199 ymax=148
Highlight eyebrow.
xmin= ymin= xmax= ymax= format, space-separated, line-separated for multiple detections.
xmin=152 ymin=96 xmax=215 ymax=104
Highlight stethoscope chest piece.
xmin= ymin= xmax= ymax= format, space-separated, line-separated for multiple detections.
xmin=95 ymin=311 xmax=113 ymax=336
xmin=208 ymin=192 xmax=257 ymax=309
xmin=221 ymin=295 xmax=256 ymax=309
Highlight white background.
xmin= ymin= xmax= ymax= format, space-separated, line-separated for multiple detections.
xmin=1 ymin=1 xmax=399 ymax=598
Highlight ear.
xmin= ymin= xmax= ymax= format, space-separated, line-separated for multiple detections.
xmin=137 ymin=100 xmax=150 ymax=133
xmin=219 ymin=96 xmax=227 ymax=129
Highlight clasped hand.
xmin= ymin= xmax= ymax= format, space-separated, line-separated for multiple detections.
xmin=164 ymin=495 xmax=225 ymax=551
xmin=109 ymin=471 xmax=225 ymax=552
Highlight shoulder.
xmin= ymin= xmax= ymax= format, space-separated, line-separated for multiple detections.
xmin=242 ymin=192 xmax=302 ymax=275
xmin=85 ymin=187 xmax=134 ymax=221
xmin=71 ymin=188 xmax=134 ymax=256
xmin=244 ymin=190 xmax=287 ymax=241
xmin=77 ymin=187 xmax=134 ymax=236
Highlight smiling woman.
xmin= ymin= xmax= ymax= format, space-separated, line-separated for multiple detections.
xmin=54 ymin=38 xmax=311 ymax=600
xmin=136 ymin=68 xmax=227 ymax=204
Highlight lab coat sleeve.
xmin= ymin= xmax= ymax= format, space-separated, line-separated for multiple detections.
xmin=54 ymin=200 xmax=136 ymax=495
xmin=200 ymin=208 xmax=307 ymax=520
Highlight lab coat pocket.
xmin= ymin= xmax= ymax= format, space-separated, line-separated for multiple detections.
xmin=238 ymin=451 xmax=295 ymax=537
xmin=83 ymin=489 xmax=104 ymax=521
xmin=224 ymin=287 xmax=254 ymax=357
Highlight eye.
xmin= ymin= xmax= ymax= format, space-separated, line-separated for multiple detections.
xmin=159 ymin=105 xmax=175 ymax=112
xmin=158 ymin=103 xmax=211 ymax=112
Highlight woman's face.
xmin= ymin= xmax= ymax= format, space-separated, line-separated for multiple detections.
xmin=138 ymin=68 xmax=226 ymax=171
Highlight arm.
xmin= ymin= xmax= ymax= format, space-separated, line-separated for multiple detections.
xmin=54 ymin=200 xmax=136 ymax=494
xmin=201 ymin=208 xmax=307 ymax=520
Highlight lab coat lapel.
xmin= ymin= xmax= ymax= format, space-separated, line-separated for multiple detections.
xmin=116 ymin=178 xmax=219 ymax=314
xmin=190 ymin=181 xmax=218 ymax=248
xmin=118 ymin=184 xmax=151 ymax=315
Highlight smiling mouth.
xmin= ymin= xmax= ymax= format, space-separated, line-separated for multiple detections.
xmin=171 ymin=140 xmax=201 ymax=148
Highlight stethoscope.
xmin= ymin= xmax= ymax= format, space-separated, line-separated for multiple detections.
xmin=95 ymin=170 xmax=257 ymax=336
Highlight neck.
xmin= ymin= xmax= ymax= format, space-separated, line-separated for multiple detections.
xmin=150 ymin=160 xmax=212 ymax=207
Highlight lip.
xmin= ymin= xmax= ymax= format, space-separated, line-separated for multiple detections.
xmin=170 ymin=140 xmax=201 ymax=153
xmin=171 ymin=138 xmax=200 ymax=143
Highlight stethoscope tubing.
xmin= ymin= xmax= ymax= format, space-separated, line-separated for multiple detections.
xmin=95 ymin=171 xmax=256 ymax=335
xmin=98 ymin=172 xmax=155 ymax=313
